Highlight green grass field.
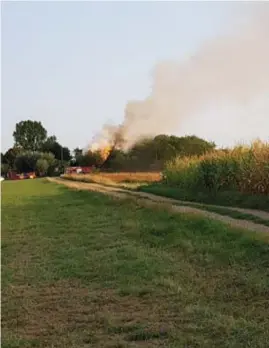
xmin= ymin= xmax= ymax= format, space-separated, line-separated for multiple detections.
xmin=2 ymin=179 xmax=269 ymax=348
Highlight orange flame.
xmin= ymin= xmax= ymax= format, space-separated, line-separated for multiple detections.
xmin=100 ymin=145 xmax=112 ymax=162
xmin=89 ymin=142 xmax=112 ymax=162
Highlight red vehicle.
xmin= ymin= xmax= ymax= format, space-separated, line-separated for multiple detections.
xmin=64 ymin=166 xmax=94 ymax=175
xmin=7 ymin=171 xmax=36 ymax=180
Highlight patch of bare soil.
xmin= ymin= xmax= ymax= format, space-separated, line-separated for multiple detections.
xmin=48 ymin=178 xmax=269 ymax=235
xmin=2 ymin=280 xmax=173 ymax=347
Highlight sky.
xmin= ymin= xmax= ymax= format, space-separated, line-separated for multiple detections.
xmin=1 ymin=1 xmax=268 ymax=152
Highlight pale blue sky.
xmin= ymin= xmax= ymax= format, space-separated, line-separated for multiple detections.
xmin=1 ymin=1 xmax=267 ymax=152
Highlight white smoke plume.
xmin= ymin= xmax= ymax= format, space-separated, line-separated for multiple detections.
xmin=91 ymin=5 xmax=269 ymax=151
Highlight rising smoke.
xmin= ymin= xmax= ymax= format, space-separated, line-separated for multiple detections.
xmin=91 ymin=5 xmax=269 ymax=151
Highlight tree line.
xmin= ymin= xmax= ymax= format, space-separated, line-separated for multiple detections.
xmin=103 ymin=134 xmax=216 ymax=171
xmin=1 ymin=119 xmax=216 ymax=177
xmin=1 ymin=120 xmax=72 ymax=177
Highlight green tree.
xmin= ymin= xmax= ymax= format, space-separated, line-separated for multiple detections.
xmin=14 ymin=151 xmax=55 ymax=174
xmin=153 ymin=135 xmax=177 ymax=161
xmin=76 ymin=150 xmax=103 ymax=167
xmin=73 ymin=148 xmax=83 ymax=157
xmin=170 ymin=135 xmax=215 ymax=157
xmin=2 ymin=147 xmax=22 ymax=168
xmin=36 ymin=159 xmax=49 ymax=176
xmin=15 ymin=151 xmax=41 ymax=173
xmin=13 ymin=120 xmax=47 ymax=151
xmin=101 ymin=149 xmax=127 ymax=171
xmin=106 ymin=134 xmax=216 ymax=171
xmin=41 ymin=152 xmax=56 ymax=167
xmin=42 ymin=137 xmax=71 ymax=162
xmin=45 ymin=135 xmax=57 ymax=145
xmin=1 ymin=163 xmax=9 ymax=177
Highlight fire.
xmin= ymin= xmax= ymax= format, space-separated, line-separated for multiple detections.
xmin=100 ymin=145 xmax=112 ymax=161
xmin=89 ymin=142 xmax=112 ymax=162
xmin=88 ymin=124 xmax=124 ymax=164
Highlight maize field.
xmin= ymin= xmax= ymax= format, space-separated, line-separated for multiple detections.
xmin=164 ymin=140 xmax=269 ymax=195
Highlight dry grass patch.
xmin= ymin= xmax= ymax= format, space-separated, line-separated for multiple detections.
xmin=96 ymin=172 xmax=162 ymax=183
xmin=63 ymin=172 xmax=162 ymax=187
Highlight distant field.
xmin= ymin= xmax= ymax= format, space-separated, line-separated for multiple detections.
xmin=63 ymin=172 xmax=162 ymax=190
xmin=65 ymin=172 xmax=162 ymax=182
xmin=98 ymin=172 xmax=161 ymax=182
xmin=2 ymin=179 xmax=269 ymax=347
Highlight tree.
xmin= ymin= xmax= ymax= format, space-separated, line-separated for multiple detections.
xmin=1 ymin=163 xmax=9 ymax=177
xmin=76 ymin=150 xmax=103 ymax=167
xmin=73 ymin=148 xmax=83 ymax=157
xmin=14 ymin=151 xmax=55 ymax=174
xmin=101 ymin=149 xmax=127 ymax=171
xmin=36 ymin=159 xmax=49 ymax=176
xmin=172 ymin=135 xmax=215 ymax=157
xmin=105 ymin=134 xmax=216 ymax=171
xmin=13 ymin=120 xmax=47 ymax=151
xmin=71 ymin=148 xmax=83 ymax=165
xmin=15 ymin=151 xmax=41 ymax=173
xmin=40 ymin=152 xmax=56 ymax=167
xmin=45 ymin=135 xmax=57 ymax=145
xmin=41 ymin=137 xmax=71 ymax=162
xmin=153 ymin=135 xmax=177 ymax=161
xmin=2 ymin=147 xmax=22 ymax=168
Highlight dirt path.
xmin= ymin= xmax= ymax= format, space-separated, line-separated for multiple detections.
xmin=48 ymin=178 xmax=269 ymax=234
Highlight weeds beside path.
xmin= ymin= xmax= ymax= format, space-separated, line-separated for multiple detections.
xmin=50 ymin=177 xmax=269 ymax=235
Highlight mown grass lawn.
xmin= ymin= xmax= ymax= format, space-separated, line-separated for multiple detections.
xmin=2 ymin=179 xmax=269 ymax=348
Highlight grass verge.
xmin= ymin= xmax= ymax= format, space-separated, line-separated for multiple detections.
xmin=61 ymin=175 xmax=269 ymax=226
xmin=2 ymin=179 xmax=269 ymax=347
xmin=139 ymin=183 xmax=269 ymax=211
